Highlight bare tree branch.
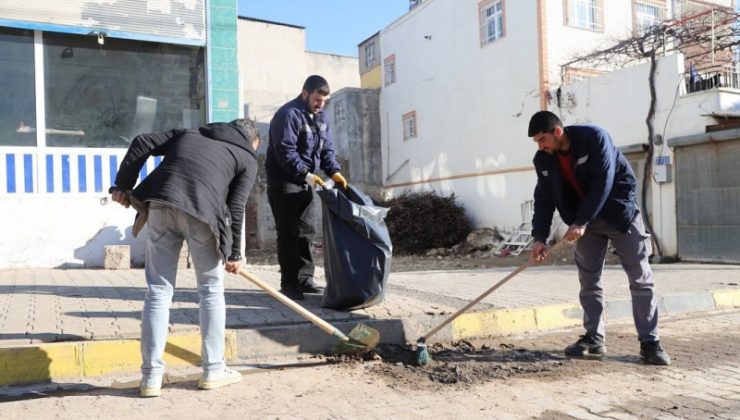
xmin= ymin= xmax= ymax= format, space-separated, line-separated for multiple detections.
xmin=558 ymin=7 xmax=739 ymax=258
xmin=562 ymin=8 xmax=739 ymax=72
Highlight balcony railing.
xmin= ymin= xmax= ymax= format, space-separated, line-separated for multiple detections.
xmin=683 ymin=64 xmax=740 ymax=95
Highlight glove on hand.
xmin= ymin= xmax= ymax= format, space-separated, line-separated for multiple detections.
xmin=305 ymin=172 xmax=326 ymax=190
xmin=331 ymin=172 xmax=348 ymax=189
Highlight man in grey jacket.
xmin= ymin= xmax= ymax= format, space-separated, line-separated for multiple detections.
xmin=110 ymin=119 xmax=259 ymax=397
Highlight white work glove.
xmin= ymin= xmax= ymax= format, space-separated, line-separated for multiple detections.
xmin=304 ymin=172 xmax=326 ymax=190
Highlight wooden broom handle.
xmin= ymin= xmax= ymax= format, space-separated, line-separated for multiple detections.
xmin=423 ymin=240 xmax=568 ymax=341
xmin=237 ymin=268 xmax=347 ymax=341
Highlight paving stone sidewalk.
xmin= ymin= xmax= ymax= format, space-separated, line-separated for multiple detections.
xmin=1 ymin=263 xmax=738 ymax=347
xmin=0 ymin=263 xmax=738 ymax=386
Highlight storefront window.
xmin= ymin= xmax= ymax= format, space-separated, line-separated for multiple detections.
xmin=43 ymin=33 xmax=205 ymax=148
xmin=0 ymin=28 xmax=36 ymax=147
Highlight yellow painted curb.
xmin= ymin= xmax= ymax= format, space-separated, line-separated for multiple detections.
xmin=82 ymin=332 xmax=204 ymax=377
xmin=534 ymin=303 xmax=582 ymax=330
xmin=0 ymin=332 xmax=208 ymax=387
xmin=713 ymin=289 xmax=740 ymax=308
xmin=452 ymin=308 xmax=537 ymax=340
xmin=82 ymin=340 xmax=141 ymax=377
xmin=225 ymin=330 xmax=238 ymax=362
xmin=0 ymin=343 xmax=82 ymax=386
xmin=162 ymin=332 xmax=204 ymax=366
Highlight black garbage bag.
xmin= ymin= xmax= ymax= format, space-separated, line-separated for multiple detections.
xmin=317 ymin=184 xmax=392 ymax=310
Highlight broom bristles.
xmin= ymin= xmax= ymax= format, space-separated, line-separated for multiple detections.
xmin=415 ymin=339 xmax=431 ymax=366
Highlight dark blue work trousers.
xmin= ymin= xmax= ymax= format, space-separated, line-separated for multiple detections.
xmin=267 ymin=181 xmax=316 ymax=287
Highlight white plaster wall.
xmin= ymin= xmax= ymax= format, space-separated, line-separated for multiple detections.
xmin=545 ymin=0 xmax=734 ymax=83
xmin=237 ymin=19 xmax=360 ymax=124
xmin=237 ymin=19 xmax=308 ymax=123
xmin=555 ymin=55 xmax=688 ymax=144
xmin=380 ymin=0 xmax=543 ymax=230
xmin=377 ymin=0 xmax=737 ymax=246
xmin=0 ymin=196 xmax=146 ymax=269
xmin=545 ymin=0 xmax=644 ymax=84
xmin=304 ymin=52 xmax=361 ymax=94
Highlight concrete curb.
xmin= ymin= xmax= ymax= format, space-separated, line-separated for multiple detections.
xmin=0 ymin=331 xmax=238 ymax=387
xmin=446 ymin=289 xmax=740 ymax=341
xmin=1 ymin=289 xmax=737 ymax=387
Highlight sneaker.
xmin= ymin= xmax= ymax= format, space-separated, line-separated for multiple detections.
xmin=564 ymin=334 xmax=606 ymax=356
xmin=279 ymin=284 xmax=305 ymax=301
xmin=198 ymin=368 xmax=243 ymax=390
xmin=640 ymin=340 xmax=671 ymax=365
xmin=298 ymin=278 xmax=324 ymax=294
xmin=139 ymin=374 xmax=163 ymax=398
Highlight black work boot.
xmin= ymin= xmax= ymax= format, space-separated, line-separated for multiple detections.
xmin=640 ymin=340 xmax=671 ymax=365
xmin=564 ymin=334 xmax=606 ymax=356
xmin=298 ymin=278 xmax=324 ymax=294
xmin=279 ymin=283 xmax=305 ymax=301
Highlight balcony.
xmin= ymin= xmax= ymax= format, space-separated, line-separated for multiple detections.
xmin=682 ymin=64 xmax=740 ymax=95
xmin=675 ymin=64 xmax=740 ymax=132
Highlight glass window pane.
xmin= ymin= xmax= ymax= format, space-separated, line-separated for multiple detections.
xmin=43 ymin=33 xmax=205 ymax=148
xmin=0 ymin=28 xmax=36 ymax=147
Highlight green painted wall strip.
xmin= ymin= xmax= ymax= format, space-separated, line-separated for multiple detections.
xmin=206 ymin=0 xmax=240 ymax=122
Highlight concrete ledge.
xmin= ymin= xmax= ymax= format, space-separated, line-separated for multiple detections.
xmin=662 ymin=291 xmax=716 ymax=315
xmin=0 ymin=331 xmax=238 ymax=387
xmin=714 ymin=290 xmax=740 ymax=308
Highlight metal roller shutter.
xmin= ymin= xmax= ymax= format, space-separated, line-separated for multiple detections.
xmin=675 ymin=138 xmax=740 ymax=263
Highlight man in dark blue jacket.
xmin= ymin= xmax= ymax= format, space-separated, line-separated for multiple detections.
xmin=527 ymin=111 xmax=670 ymax=365
xmin=110 ymin=119 xmax=260 ymax=396
xmin=265 ymin=75 xmax=347 ymax=301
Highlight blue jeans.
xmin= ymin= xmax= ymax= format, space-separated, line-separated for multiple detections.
xmin=141 ymin=202 xmax=226 ymax=377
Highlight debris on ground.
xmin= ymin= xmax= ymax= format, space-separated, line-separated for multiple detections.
xmin=327 ymin=340 xmax=567 ymax=389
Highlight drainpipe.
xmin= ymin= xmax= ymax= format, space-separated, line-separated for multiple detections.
xmin=537 ymin=0 xmax=549 ymax=110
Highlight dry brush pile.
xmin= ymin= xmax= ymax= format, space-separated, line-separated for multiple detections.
xmin=380 ymin=191 xmax=472 ymax=255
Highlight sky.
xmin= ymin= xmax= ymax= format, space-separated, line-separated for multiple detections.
xmin=237 ymin=0 xmax=410 ymax=57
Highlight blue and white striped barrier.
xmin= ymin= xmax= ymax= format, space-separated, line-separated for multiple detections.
xmin=0 ymin=147 xmax=162 ymax=195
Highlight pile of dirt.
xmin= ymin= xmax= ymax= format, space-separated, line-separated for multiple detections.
xmin=327 ymin=341 xmax=568 ymax=389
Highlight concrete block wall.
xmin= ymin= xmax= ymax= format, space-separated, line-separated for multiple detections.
xmin=328 ymin=87 xmax=383 ymax=198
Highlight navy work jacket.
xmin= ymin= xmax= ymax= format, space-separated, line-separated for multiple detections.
xmin=531 ymin=125 xmax=639 ymax=243
xmin=265 ymin=96 xmax=341 ymax=185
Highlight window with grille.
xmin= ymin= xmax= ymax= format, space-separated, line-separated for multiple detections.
xmin=365 ymin=42 xmax=376 ymax=68
xmin=402 ymin=111 xmax=417 ymax=140
xmin=634 ymin=0 xmax=666 ymax=34
xmin=479 ymin=0 xmax=504 ymax=46
xmin=384 ymin=54 xmax=396 ymax=86
xmin=565 ymin=0 xmax=604 ymax=31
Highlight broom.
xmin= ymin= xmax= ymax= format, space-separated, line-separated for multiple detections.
xmin=416 ymin=240 xmax=567 ymax=365
xmin=237 ymin=268 xmax=380 ymax=355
